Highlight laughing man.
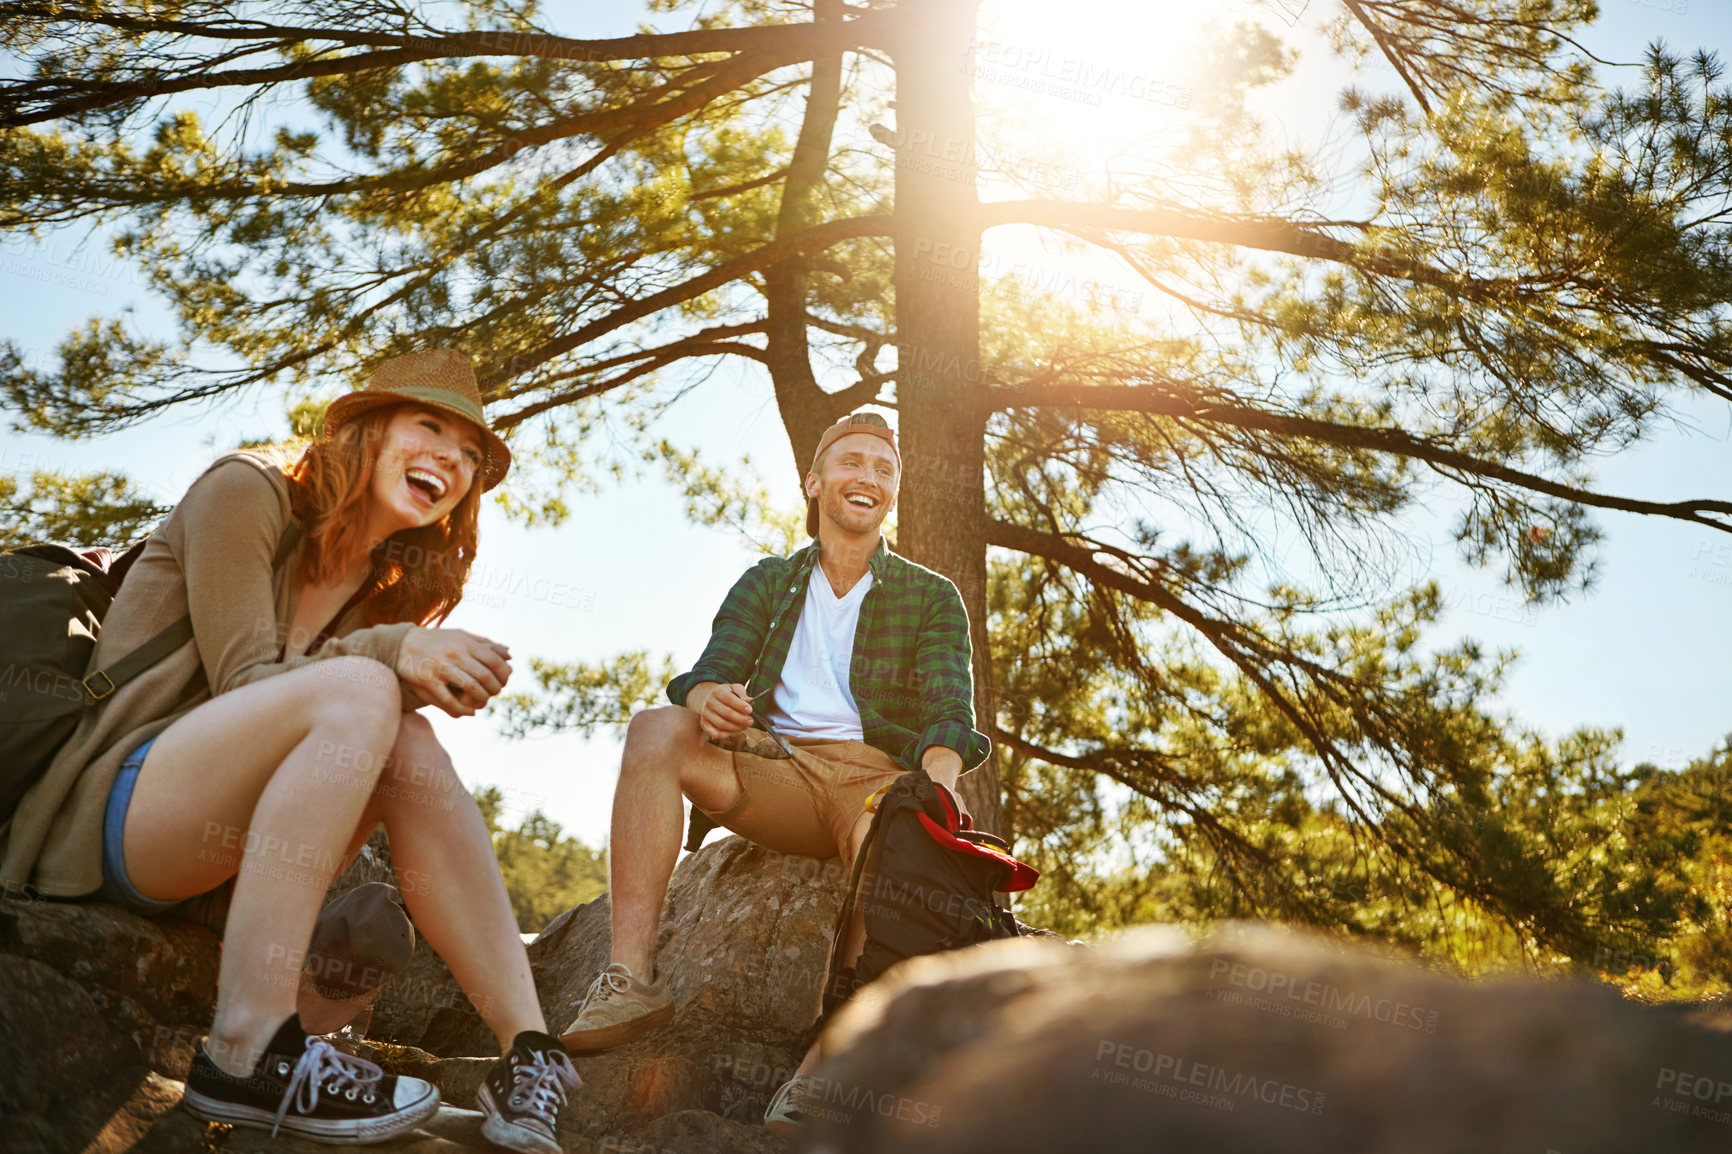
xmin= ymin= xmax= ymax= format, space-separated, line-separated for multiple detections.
xmin=559 ymin=410 xmax=989 ymax=1130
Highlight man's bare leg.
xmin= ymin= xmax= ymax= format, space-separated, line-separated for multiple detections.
xmin=607 ymin=706 xmax=738 ymax=977
xmin=789 ymin=809 xmax=875 ymax=1079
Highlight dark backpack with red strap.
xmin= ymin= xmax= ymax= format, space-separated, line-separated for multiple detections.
xmin=814 ymin=768 xmax=1040 ymax=1033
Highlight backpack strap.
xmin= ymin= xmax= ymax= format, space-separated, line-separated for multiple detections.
xmin=683 ymin=809 xmax=719 ymax=852
xmin=271 ymin=521 xmax=305 ymax=568
xmin=80 ymin=521 xmax=304 ymax=703
xmin=811 ymin=771 xmax=907 ymax=1036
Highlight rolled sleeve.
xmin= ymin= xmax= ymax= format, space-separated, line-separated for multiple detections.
xmin=667 ymin=563 xmax=775 ymax=707
xmin=908 ymin=580 xmax=991 ymax=772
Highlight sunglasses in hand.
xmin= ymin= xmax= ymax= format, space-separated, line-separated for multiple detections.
xmin=707 ymin=724 xmax=794 ymax=760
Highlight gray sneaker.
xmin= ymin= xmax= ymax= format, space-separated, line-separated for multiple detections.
xmin=557 ymin=962 xmax=674 ymax=1052
xmin=764 ymin=1073 xmax=823 ymax=1137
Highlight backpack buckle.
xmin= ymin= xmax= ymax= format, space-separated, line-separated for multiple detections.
xmin=82 ymin=670 xmax=117 ymax=700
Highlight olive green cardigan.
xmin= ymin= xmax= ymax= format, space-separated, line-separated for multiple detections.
xmin=0 ymin=452 xmax=420 ymax=897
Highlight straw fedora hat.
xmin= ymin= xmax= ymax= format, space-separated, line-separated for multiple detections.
xmin=322 ymin=348 xmax=512 ymax=490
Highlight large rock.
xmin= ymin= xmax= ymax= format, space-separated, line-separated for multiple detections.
xmin=13 ymin=838 xmax=1732 ymax=1154
xmin=806 ymin=923 xmax=1732 ymax=1153
xmin=0 ymin=953 xmax=154 ymax=1153
xmin=0 ymin=895 xmax=222 ymax=1087
xmin=0 ymin=836 xmax=508 ymax=1154
xmin=372 ymin=836 xmax=841 ymax=1150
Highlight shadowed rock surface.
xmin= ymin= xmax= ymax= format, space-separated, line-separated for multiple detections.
xmin=805 ymin=924 xmax=1732 ymax=1154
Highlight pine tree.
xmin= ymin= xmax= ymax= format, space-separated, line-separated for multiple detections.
xmin=6 ymin=0 xmax=1732 ymax=967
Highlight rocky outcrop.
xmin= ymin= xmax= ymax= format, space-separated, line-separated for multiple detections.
xmin=806 ymin=923 xmax=1732 ymax=1154
xmin=12 ymin=836 xmax=1729 ymax=1154
xmin=0 ymin=895 xmax=218 ymax=1154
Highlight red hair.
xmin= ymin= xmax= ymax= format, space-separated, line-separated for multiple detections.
xmin=285 ymin=406 xmax=479 ymax=626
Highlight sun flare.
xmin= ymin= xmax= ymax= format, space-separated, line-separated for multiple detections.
xmin=969 ymin=0 xmax=1225 ymax=177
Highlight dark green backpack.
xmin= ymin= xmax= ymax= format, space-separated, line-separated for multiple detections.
xmin=0 ymin=525 xmax=301 ymax=821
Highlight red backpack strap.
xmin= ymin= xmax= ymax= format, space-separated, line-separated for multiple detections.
xmin=912 ymin=813 xmax=1041 ymax=892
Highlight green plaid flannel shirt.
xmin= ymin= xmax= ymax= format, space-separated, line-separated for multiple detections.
xmin=667 ymin=540 xmax=990 ymax=773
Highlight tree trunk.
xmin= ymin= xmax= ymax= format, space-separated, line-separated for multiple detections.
xmin=765 ymin=0 xmax=847 ymax=460
xmin=887 ymin=0 xmax=1002 ymax=834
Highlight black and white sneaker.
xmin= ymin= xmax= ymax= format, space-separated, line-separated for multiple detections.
xmin=478 ymin=1031 xmax=581 ymax=1154
xmin=182 ymin=1013 xmax=439 ymax=1143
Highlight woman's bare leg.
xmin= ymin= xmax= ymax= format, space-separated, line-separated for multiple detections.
xmin=124 ymin=657 xmax=404 ymax=1075
xmin=356 ymin=712 xmax=545 ymax=1051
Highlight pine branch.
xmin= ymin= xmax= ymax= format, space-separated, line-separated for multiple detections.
xmin=761 ymin=0 xmax=849 ymax=469
xmin=482 ymin=215 xmax=892 ymax=390
xmin=979 ymin=201 xmax=1565 ymax=306
xmin=985 ymin=518 xmax=1409 ymax=827
xmin=992 ymin=383 xmax=1732 ymax=533
xmin=0 ymin=7 xmax=893 ymax=127
xmin=494 ymin=336 xmax=769 ymax=428
xmin=992 ymin=727 xmax=1315 ymax=912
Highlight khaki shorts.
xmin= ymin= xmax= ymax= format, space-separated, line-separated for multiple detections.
xmin=696 ymin=730 xmax=907 ymax=875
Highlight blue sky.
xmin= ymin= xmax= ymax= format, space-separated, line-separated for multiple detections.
xmin=2 ymin=0 xmax=1730 ymax=847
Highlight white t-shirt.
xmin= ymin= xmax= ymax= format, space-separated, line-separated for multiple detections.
xmin=766 ymin=568 xmax=874 ymax=741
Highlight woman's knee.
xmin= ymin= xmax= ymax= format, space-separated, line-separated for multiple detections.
xmin=375 ymin=712 xmax=464 ymax=812
xmin=301 ymin=657 xmax=401 ymax=730
xmin=392 ymin=709 xmax=441 ymax=753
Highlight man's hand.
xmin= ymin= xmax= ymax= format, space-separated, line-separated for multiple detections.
xmin=395 ymin=627 xmax=512 ymax=718
xmin=688 ymin=681 xmax=756 ymax=740
xmin=921 ymin=744 xmax=965 ymax=799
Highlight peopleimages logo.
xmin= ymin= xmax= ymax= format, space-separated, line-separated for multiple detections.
xmin=0 ymin=663 xmax=88 ymax=706
xmin=1655 ymin=1066 xmax=1732 ymax=1126
xmin=963 ymin=39 xmax=1193 ymax=110
xmin=1206 ymin=959 xmax=1440 ymax=1033
xmin=1094 ymin=1041 xmax=1326 ymax=1115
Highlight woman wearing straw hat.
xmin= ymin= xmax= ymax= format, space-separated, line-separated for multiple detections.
xmin=0 ymin=349 xmax=575 ymax=1150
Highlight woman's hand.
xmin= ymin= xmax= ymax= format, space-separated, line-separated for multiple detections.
xmin=395 ymin=627 xmax=513 ymax=717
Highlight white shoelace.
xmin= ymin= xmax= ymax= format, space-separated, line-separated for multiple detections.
xmin=505 ymin=1048 xmax=581 ymax=1128
xmin=583 ymin=962 xmax=636 ymax=1007
xmin=768 ymin=1073 xmax=821 ymax=1122
xmin=270 ymin=1038 xmax=386 ymax=1136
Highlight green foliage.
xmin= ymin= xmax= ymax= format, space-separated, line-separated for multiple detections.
xmin=0 ymin=468 xmax=166 ymax=549
xmin=1016 ymin=732 xmax=1732 ymax=1000
xmin=492 ymin=651 xmax=679 ymax=739
xmin=653 ymin=439 xmax=806 ymax=556
xmin=1610 ymin=740 xmax=1732 ymax=1000
xmin=474 ymin=784 xmax=609 ymax=935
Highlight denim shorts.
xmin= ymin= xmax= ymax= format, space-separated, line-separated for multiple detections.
xmin=98 ymin=736 xmax=181 ymax=914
